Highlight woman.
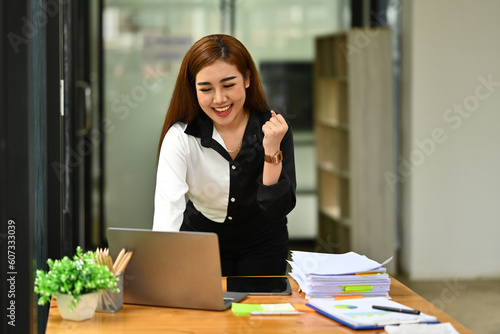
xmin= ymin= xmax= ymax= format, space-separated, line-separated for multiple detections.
xmin=153 ymin=34 xmax=296 ymax=276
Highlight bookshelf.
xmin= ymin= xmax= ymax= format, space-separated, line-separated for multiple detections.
xmin=314 ymin=29 xmax=396 ymax=272
xmin=314 ymin=32 xmax=351 ymax=253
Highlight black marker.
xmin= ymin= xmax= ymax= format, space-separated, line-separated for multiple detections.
xmin=372 ymin=305 xmax=420 ymax=315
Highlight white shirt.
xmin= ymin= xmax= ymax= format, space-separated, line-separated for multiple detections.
xmin=153 ymin=122 xmax=231 ymax=231
xmin=153 ymin=111 xmax=296 ymax=232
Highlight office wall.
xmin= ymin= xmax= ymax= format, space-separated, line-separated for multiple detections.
xmin=401 ymin=0 xmax=500 ymax=279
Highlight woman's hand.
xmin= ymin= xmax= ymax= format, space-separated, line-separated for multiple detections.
xmin=262 ymin=110 xmax=288 ymax=155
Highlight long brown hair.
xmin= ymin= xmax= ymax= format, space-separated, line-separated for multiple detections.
xmin=157 ymin=34 xmax=269 ymax=156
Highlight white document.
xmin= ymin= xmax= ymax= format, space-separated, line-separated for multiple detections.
xmin=385 ymin=323 xmax=459 ymax=334
xmin=307 ymin=297 xmax=438 ymax=330
xmin=290 ymin=251 xmax=392 ymax=276
xmin=288 ymin=250 xmax=393 ymax=298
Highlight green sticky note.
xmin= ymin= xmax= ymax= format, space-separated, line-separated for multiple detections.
xmin=342 ymin=285 xmax=374 ymax=293
xmin=231 ymin=303 xmax=265 ymax=315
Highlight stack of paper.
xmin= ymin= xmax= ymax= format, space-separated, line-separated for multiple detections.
xmin=288 ymin=251 xmax=392 ymax=298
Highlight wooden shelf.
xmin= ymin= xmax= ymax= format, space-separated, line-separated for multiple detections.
xmin=319 ymin=206 xmax=350 ymax=227
xmin=315 ymin=125 xmax=349 ymax=171
xmin=314 ymin=29 xmax=396 ymax=269
xmin=317 ymin=169 xmax=349 ymax=220
xmin=315 ymin=78 xmax=348 ymax=125
xmin=315 ymin=32 xmax=350 ymax=253
xmin=316 ymin=118 xmax=349 ymax=130
xmin=315 ymin=33 xmax=348 ymax=78
xmin=317 ymin=162 xmax=349 ymax=178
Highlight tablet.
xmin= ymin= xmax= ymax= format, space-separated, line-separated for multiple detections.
xmin=226 ymin=276 xmax=292 ymax=295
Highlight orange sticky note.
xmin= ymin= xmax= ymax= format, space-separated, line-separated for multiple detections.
xmin=293 ymin=304 xmax=315 ymax=312
xmin=334 ymin=295 xmax=364 ymax=301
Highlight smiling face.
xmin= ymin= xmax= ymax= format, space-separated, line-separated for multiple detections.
xmin=195 ymin=60 xmax=250 ymax=130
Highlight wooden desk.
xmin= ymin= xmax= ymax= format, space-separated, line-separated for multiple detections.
xmin=46 ymin=277 xmax=472 ymax=333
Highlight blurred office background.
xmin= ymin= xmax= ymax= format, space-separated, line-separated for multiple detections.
xmin=2 ymin=1 xmax=500 ymax=333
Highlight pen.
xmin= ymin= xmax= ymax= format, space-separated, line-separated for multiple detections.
xmin=372 ymin=305 xmax=420 ymax=315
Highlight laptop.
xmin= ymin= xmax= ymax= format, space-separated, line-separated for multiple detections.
xmin=106 ymin=227 xmax=247 ymax=311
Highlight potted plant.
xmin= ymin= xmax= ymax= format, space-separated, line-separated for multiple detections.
xmin=34 ymin=246 xmax=119 ymax=321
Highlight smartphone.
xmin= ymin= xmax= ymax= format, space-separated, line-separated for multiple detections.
xmin=226 ymin=276 xmax=292 ymax=295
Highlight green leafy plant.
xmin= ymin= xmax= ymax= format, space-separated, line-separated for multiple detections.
xmin=34 ymin=246 xmax=119 ymax=311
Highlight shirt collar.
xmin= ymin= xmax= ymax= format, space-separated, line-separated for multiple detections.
xmin=184 ymin=110 xmax=267 ymax=147
xmin=184 ymin=112 xmax=213 ymax=144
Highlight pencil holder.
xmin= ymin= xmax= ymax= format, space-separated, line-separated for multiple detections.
xmin=96 ymin=272 xmax=123 ymax=313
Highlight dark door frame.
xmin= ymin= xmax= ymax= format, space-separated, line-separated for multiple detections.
xmin=0 ymin=0 xmax=61 ymax=332
xmin=1 ymin=0 xmax=104 ymax=332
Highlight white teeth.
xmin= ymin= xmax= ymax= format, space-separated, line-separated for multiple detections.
xmin=214 ymin=105 xmax=231 ymax=112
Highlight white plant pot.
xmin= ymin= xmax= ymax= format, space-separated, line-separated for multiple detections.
xmin=56 ymin=292 xmax=99 ymax=321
